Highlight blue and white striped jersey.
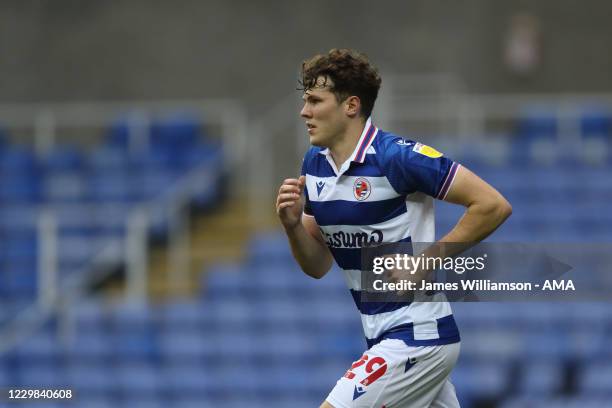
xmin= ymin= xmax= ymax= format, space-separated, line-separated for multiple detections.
xmin=301 ymin=118 xmax=461 ymax=348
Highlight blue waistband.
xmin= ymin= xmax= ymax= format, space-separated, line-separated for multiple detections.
xmin=366 ymin=314 xmax=461 ymax=349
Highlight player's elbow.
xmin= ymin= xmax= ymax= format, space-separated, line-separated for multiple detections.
xmin=303 ymin=255 xmax=333 ymax=280
xmin=499 ymin=199 xmax=512 ymax=221
xmin=306 ymin=260 xmax=333 ymax=280
xmin=488 ymin=195 xmax=512 ymax=225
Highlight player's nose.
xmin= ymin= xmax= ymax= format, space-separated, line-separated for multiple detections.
xmin=300 ymin=103 xmax=312 ymax=119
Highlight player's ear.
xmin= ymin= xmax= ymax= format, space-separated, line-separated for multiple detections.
xmin=344 ymin=96 xmax=361 ymax=118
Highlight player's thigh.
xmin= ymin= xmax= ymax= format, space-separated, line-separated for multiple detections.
xmin=428 ymin=379 xmax=460 ymax=408
xmin=320 ymin=402 xmax=335 ymax=408
xmin=324 ymin=339 xmax=403 ymax=408
xmin=325 ymin=340 xmax=460 ymax=408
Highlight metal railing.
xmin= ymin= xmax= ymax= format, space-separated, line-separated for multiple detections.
xmin=0 ymin=98 xmax=248 ymax=352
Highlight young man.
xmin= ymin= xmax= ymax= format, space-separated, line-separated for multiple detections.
xmin=276 ymin=49 xmax=511 ymax=408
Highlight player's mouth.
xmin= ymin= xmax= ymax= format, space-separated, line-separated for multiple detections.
xmin=306 ymin=123 xmax=316 ymax=134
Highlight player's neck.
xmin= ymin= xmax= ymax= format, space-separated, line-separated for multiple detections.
xmin=328 ymin=118 xmax=367 ymax=168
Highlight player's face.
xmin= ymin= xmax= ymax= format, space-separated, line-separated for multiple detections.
xmin=300 ymin=78 xmax=348 ymax=147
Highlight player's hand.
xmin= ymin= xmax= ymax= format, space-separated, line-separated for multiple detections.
xmin=387 ymin=255 xmax=427 ymax=300
xmin=276 ymin=176 xmax=306 ymax=231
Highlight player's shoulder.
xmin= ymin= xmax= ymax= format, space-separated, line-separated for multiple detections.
xmin=302 ymin=146 xmax=325 ymax=167
xmin=373 ymin=129 xmax=418 ymax=162
xmin=303 ymin=146 xmax=324 ymax=161
xmin=374 ymin=130 xmax=445 ymax=163
xmin=301 ymin=146 xmax=327 ymax=175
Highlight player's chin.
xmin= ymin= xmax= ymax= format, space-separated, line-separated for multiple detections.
xmin=309 ymin=134 xmax=326 ymax=147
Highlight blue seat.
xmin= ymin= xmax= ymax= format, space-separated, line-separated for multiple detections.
xmin=69 ymin=331 xmax=114 ymax=360
xmin=0 ymin=205 xmax=37 ymax=232
xmin=2 ymin=234 xmax=37 ymax=259
xmin=521 ymin=330 xmax=570 ymax=360
xmin=516 ymin=105 xmax=558 ymax=140
xmin=69 ymin=299 xmax=109 ymax=331
xmin=13 ymin=332 xmax=63 ymax=362
xmin=205 ymin=298 xmax=252 ymax=327
xmin=113 ymin=331 xmax=159 ymax=362
xmin=150 ymin=112 xmax=201 ymax=151
xmin=106 ymin=115 xmax=141 ymax=150
xmin=2 ymin=266 xmax=37 ymax=296
xmin=109 ymin=301 xmax=155 ymax=330
xmin=248 ymin=298 xmax=303 ymax=327
xmin=42 ymin=145 xmax=84 ymax=171
xmin=249 ymin=331 xmax=318 ymax=361
xmin=58 ymin=235 xmax=101 ymax=266
xmin=501 ymin=396 xmax=612 ymax=408
xmin=115 ymin=363 xmax=162 ymax=393
xmin=158 ymin=300 xmax=208 ymax=328
xmin=580 ymin=107 xmax=612 ymax=138
xmin=459 ymin=328 xmax=522 ymax=362
xmin=517 ymin=360 xmax=564 ymax=395
xmin=161 ymin=365 xmax=217 ymax=395
xmin=0 ymin=146 xmax=38 ymax=174
xmin=66 ymin=363 xmax=119 ymax=393
xmin=88 ymin=170 xmax=135 ymax=202
xmin=0 ymin=174 xmax=40 ymax=203
xmin=88 ymin=146 xmax=130 ymax=172
xmin=204 ymin=263 xmax=250 ymax=298
xmin=577 ymin=362 xmax=612 ymax=395
xmin=158 ymin=331 xmax=215 ymax=360
xmin=130 ymin=146 xmax=174 ymax=171
xmin=211 ymin=331 xmax=257 ymax=360
xmin=118 ymin=396 xmax=165 ymax=408
xmin=134 ymin=169 xmax=179 ymax=201
xmin=43 ymin=171 xmax=87 ymax=203
xmin=16 ymin=364 xmax=67 ymax=387
xmin=451 ymin=361 xmax=510 ymax=400
xmin=246 ymin=231 xmax=293 ymax=264
xmin=181 ymin=142 xmax=222 ymax=171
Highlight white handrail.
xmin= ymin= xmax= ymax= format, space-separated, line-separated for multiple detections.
xmin=37 ymin=211 xmax=57 ymax=308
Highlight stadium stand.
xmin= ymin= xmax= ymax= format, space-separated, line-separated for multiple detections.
xmin=0 ymin=112 xmax=224 ymax=306
xmin=1 ymin=106 xmax=611 ymax=407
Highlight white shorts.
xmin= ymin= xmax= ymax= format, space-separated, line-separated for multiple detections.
xmin=326 ymin=340 xmax=461 ymax=408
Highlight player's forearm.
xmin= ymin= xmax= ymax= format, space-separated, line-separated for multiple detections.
xmin=441 ymin=197 xmax=512 ymax=245
xmin=284 ymin=223 xmax=333 ymax=279
xmin=411 ymin=198 xmax=511 ymax=274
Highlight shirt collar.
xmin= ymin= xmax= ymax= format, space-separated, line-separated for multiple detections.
xmin=319 ymin=117 xmax=378 ymax=164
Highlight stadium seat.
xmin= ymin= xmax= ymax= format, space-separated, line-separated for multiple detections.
xmin=158 ymin=330 xmax=215 ymax=361
xmin=157 ymin=300 xmax=209 ymax=329
xmin=150 ymin=112 xmax=201 ymax=150
xmin=88 ymin=146 xmax=130 ymax=172
xmin=580 ymin=107 xmax=612 ymax=138
xmin=42 ymin=145 xmax=84 ymax=171
xmin=16 ymin=363 xmax=68 ymax=388
xmin=66 ymin=362 xmax=119 ymax=394
xmin=115 ymin=362 xmax=163 ymax=393
xmin=577 ymin=362 xmax=612 ymax=396
xmin=451 ymin=361 xmax=511 ymax=400
xmin=517 ymin=360 xmax=564 ymax=395
xmin=43 ymin=171 xmax=87 ymax=202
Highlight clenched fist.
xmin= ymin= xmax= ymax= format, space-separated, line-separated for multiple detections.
xmin=276 ymin=176 xmax=306 ymax=230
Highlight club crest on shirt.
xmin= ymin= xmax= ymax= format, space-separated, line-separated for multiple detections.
xmin=413 ymin=142 xmax=443 ymax=158
xmin=353 ymin=177 xmax=371 ymax=201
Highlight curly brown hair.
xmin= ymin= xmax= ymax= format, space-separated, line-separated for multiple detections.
xmin=299 ymin=49 xmax=382 ymax=118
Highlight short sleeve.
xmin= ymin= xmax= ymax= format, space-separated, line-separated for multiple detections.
xmin=386 ymin=141 xmax=460 ymax=200
xmin=300 ymin=156 xmax=313 ymax=216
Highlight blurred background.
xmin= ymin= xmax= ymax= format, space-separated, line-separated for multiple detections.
xmin=1 ymin=1 xmax=611 ymax=407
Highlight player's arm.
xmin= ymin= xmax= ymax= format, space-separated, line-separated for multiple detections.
xmin=395 ymin=165 xmax=511 ymax=287
xmin=440 ymin=165 xmax=512 ymax=245
xmin=276 ymin=176 xmax=334 ymax=279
